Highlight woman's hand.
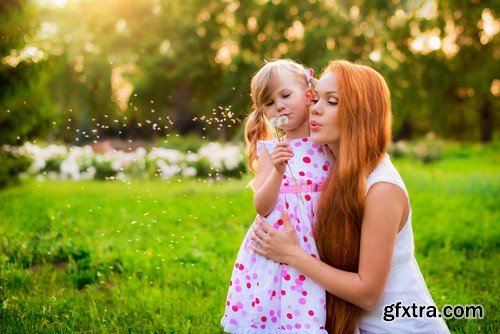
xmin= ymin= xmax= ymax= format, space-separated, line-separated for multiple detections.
xmin=269 ymin=141 xmax=293 ymax=175
xmin=250 ymin=210 xmax=304 ymax=265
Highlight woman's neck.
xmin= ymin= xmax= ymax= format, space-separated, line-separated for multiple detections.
xmin=327 ymin=143 xmax=339 ymax=161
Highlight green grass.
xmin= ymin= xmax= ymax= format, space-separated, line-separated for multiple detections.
xmin=0 ymin=145 xmax=499 ymax=333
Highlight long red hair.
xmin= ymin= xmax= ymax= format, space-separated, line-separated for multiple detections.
xmin=314 ymin=60 xmax=392 ymax=333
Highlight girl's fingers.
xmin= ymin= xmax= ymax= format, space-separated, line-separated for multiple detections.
xmin=271 ymin=151 xmax=293 ymax=160
xmin=275 ymin=141 xmax=290 ymax=148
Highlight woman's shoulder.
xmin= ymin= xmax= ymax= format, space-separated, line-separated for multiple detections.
xmin=366 ymin=154 xmax=406 ymax=193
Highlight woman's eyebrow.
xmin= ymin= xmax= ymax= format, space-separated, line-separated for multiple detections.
xmin=314 ymin=90 xmax=339 ymax=95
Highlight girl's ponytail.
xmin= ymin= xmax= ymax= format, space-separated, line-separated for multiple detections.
xmin=244 ymin=108 xmax=274 ymax=176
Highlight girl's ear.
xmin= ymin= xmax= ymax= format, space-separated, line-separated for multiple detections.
xmin=305 ymin=89 xmax=314 ymax=104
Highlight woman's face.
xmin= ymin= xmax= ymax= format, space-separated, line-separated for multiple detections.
xmin=309 ymin=71 xmax=340 ymax=148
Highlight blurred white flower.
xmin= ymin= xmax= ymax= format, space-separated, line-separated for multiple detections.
xmin=60 ymin=158 xmax=81 ymax=180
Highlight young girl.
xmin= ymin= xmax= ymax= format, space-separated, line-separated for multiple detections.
xmin=221 ymin=59 xmax=330 ymax=333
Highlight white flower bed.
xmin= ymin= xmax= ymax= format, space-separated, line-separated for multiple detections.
xmin=5 ymin=141 xmax=246 ymax=181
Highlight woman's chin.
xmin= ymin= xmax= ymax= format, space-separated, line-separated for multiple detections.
xmin=310 ymin=133 xmax=324 ymax=144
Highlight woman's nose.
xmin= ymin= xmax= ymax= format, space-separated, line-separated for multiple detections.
xmin=309 ymin=103 xmax=319 ymax=115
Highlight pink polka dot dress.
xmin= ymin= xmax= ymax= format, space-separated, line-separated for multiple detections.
xmin=221 ymin=137 xmax=331 ymax=333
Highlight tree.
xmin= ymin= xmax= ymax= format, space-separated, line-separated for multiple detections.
xmin=0 ymin=0 xmax=55 ymax=187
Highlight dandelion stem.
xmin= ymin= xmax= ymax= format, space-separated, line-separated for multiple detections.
xmin=275 ymin=129 xmax=304 ymax=204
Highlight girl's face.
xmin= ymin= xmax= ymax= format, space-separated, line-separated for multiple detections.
xmin=309 ymin=71 xmax=340 ymax=149
xmin=262 ymin=70 xmax=309 ymax=139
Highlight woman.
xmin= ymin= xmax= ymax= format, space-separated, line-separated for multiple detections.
xmin=251 ymin=60 xmax=449 ymax=333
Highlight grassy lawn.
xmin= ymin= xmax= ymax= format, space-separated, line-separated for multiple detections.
xmin=0 ymin=146 xmax=498 ymax=333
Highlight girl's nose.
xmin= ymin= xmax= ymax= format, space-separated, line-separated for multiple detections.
xmin=276 ymin=100 xmax=285 ymax=111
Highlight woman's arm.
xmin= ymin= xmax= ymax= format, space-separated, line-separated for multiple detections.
xmin=252 ymin=182 xmax=404 ymax=310
xmin=253 ymin=142 xmax=293 ymax=216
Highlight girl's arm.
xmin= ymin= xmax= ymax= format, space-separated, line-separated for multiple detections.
xmin=253 ymin=142 xmax=293 ymax=217
xmin=252 ymin=182 xmax=405 ymax=310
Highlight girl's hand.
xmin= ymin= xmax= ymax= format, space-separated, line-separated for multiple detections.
xmin=250 ymin=211 xmax=303 ymax=265
xmin=270 ymin=141 xmax=293 ymax=175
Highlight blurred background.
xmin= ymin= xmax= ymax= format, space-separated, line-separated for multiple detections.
xmin=0 ymin=0 xmax=498 ymax=185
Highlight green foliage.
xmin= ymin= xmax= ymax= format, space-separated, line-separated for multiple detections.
xmin=25 ymin=0 xmax=497 ymax=144
xmin=156 ymin=133 xmax=210 ymax=153
xmin=0 ymin=146 xmax=498 ymax=333
xmin=0 ymin=150 xmax=30 ymax=188
xmin=0 ymin=0 xmax=55 ymax=188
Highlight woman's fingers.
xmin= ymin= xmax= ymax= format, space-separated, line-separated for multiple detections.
xmin=252 ymin=223 xmax=267 ymax=240
xmin=281 ymin=210 xmax=293 ymax=231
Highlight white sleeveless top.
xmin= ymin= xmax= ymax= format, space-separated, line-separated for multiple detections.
xmin=358 ymin=155 xmax=449 ymax=333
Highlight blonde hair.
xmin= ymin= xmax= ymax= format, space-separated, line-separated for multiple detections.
xmin=314 ymin=60 xmax=392 ymax=334
xmin=244 ymin=59 xmax=314 ymax=178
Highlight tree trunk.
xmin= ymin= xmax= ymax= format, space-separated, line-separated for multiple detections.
xmin=479 ymin=100 xmax=493 ymax=143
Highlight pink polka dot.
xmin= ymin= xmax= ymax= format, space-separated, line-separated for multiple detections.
xmin=322 ymin=165 xmax=328 ymax=171
xmin=287 ymin=313 xmax=293 ymax=319
xmin=299 ymin=171 xmax=305 ymax=176
xmin=302 ymin=290 xmax=308 ymax=296
xmin=294 ymin=142 xmax=302 ymax=147
xmin=281 ymin=290 xmax=286 ymax=295
xmin=235 ymin=286 xmax=242 ymax=292
xmin=271 ymin=316 xmax=277 ymax=323
xmin=299 ymin=275 xmax=306 ymax=281
xmin=246 ymin=282 xmax=251 ymax=288
xmin=308 ymin=310 xmax=315 ymax=316
xmin=261 ymin=316 xmax=267 ymax=322
xmin=307 ymin=149 xmax=315 ymax=155
xmin=230 ymin=319 xmax=237 ymax=325
xmin=303 ymin=156 xmax=311 ymax=163
xmin=302 ymin=137 xmax=308 ymax=142
xmin=238 ymin=264 xmax=244 ymax=270
xmin=232 ymin=305 xmax=238 ymax=312
xmin=305 ymin=195 xmax=311 ymax=201
xmin=284 ymin=274 xmax=291 ymax=281
xmin=299 ymin=298 xmax=306 ymax=305
xmin=295 ymin=323 xmax=302 ymax=329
